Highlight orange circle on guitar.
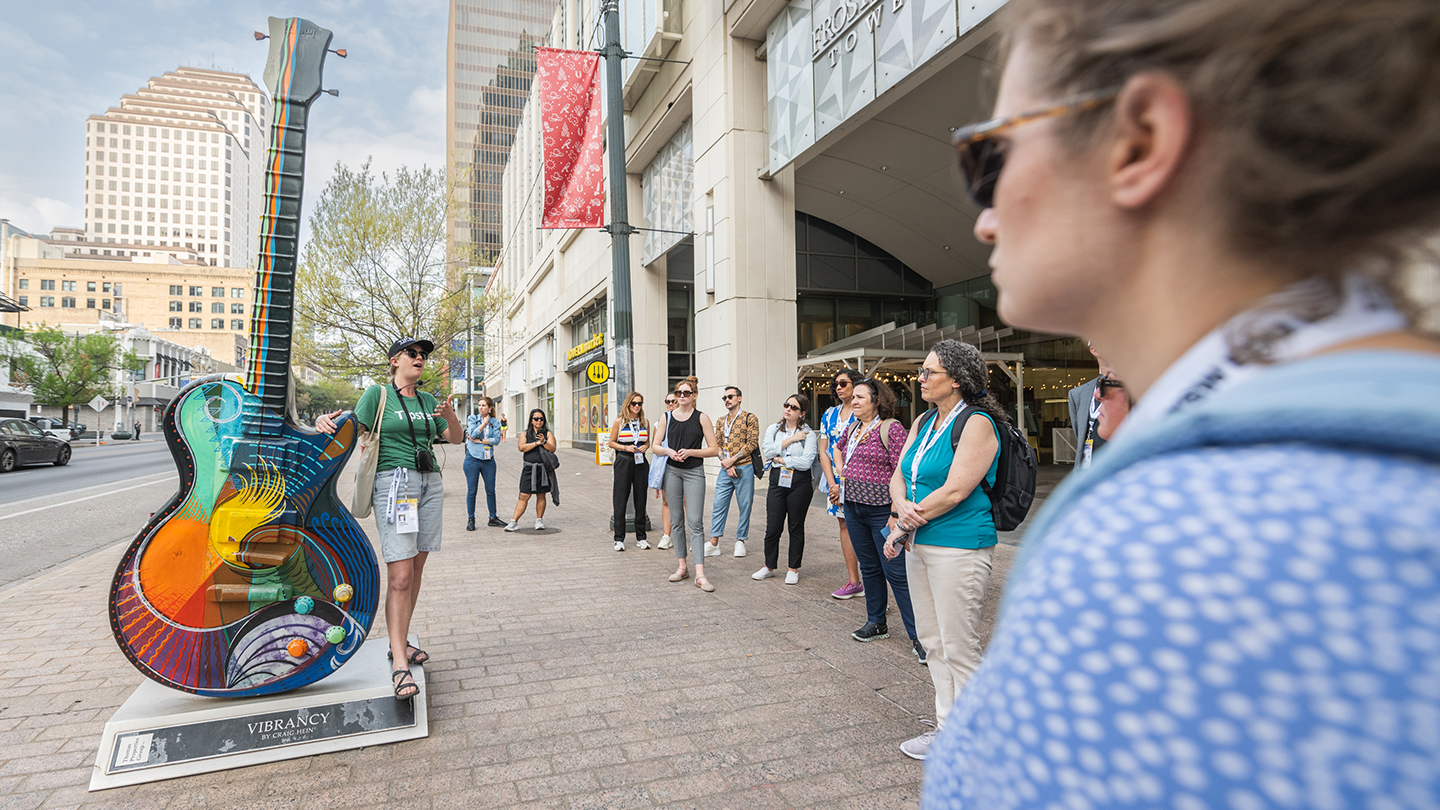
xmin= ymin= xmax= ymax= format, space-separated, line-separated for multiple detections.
xmin=287 ymin=639 xmax=309 ymax=658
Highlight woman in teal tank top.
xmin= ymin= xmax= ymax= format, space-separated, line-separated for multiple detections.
xmin=884 ymin=339 xmax=1007 ymax=762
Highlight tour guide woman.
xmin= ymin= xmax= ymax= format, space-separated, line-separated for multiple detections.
xmin=884 ymin=340 xmax=1005 ymax=762
xmin=652 ymin=376 xmax=720 ymax=591
xmin=316 ymin=337 xmax=463 ymax=699
xmin=922 ymin=0 xmax=1440 ymax=806
xmin=464 ymin=396 xmax=502 ymax=529
xmin=607 ymin=391 xmax=652 ymax=551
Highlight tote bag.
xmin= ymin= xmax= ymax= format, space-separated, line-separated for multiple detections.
xmin=647 ymin=413 xmax=671 ymax=491
xmin=350 ymin=386 xmax=387 ymax=518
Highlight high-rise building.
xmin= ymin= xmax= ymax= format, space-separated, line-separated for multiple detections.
xmin=446 ymin=0 xmax=558 ymax=268
xmin=84 ymin=67 xmax=268 ymax=272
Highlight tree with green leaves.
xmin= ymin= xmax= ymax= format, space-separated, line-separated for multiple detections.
xmin=294 ymin=377 xmax=363 ymax=421
xmin=3 ymin=326 xmax=142 ymax=425
xmin=297 ymin=159 xmax=499 ymax=390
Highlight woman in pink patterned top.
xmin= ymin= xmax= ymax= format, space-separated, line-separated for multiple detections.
xmin=834 ymin=378 xmax=921 ymax=659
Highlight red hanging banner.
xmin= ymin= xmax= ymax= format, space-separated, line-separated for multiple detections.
xmin=536 ymin=47 xmax=605 ymax=229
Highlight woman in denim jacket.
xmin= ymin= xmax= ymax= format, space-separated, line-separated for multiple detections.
xmin=463 ymin=396 xmax=502 ymax=530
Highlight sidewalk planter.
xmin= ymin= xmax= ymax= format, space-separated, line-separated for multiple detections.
xmin=110 ymin=431 xmax=133 ymax=440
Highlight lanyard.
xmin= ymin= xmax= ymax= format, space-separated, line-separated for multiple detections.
xmin=1121 ymin=273 xmax=1405 ymax=439
xmin=843 ymin=417 xmax=878 ymax=468
xmin=394 ymin=385 xmax=431 ymax=447
xmin=908 ymin=404 xmax=964 ymax=501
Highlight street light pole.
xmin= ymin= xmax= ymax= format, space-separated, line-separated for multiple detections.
xmin=601 ymin=0 xmax=635 ymax=398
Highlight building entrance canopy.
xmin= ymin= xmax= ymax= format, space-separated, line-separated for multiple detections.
xmin=797 ymin=320 xmax=1025 ymax=427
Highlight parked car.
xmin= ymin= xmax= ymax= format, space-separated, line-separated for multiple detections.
xmin=0 ymin=418 xmax=72 ymax=471
xmin=26 ymin=417 xmax=69 ymax=440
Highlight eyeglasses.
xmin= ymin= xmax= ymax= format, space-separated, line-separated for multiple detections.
xmin=917 ymin=367 xmax=947 ymax=381
xmin=676 ymin=390 xmax=694 ymax=397
xmin=783 ymin=402 xmax=801 ymax=411
xmin=402 ymin=348 xmax=429 ymax=360
xmin=952 ymin=86 xmax=1120 ymax=208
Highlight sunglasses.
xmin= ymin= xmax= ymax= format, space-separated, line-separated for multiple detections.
xmin=783 ymin=402 xmax=801 ymax=411
xmin=632 ymin=401 xmax=644 ymax=407
xmin=1098 ymin=377 xmax=1125 ymax=395
xmin=676 ymin=390 xmax=694 ymax=397
xmin=952 ymin=86 xmax=1120 ymax=207
xmin=722 ymin=394 xmax=736 ymax=401
xmin=664 ymin=399 xmax=676 ymax=405
xmin=402 ymin=348 xmax=429 ymax=360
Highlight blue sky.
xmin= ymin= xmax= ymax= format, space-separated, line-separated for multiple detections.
xmin=0 ymin=0 xmax=448 ymax=236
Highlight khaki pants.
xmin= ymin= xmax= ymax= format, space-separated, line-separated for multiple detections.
xmin=906 ymin=543 xmax=995 ymax=728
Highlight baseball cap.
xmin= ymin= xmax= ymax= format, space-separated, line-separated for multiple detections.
xmin=388 ymin=337 xmax=435 ymax=358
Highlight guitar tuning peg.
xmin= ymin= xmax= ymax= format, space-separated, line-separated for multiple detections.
xmin=323 ymin=89 xmax=340 ymax=97
xmin=329 ymin=48 xmax=347 ymax=58
xmin=253 ymin=31 xmax=268 ymax=40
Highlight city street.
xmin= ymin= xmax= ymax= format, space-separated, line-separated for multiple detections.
xmin=0 ymin=440 xmax=1063 ymax=809
xmin=0 ymin=436 xmax=176 ymax=590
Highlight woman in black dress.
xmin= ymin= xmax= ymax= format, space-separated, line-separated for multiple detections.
xmin=504 ymin=409 xmax=556 ymax=532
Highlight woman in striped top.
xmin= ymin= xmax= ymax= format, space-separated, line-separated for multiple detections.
xmin=607 ymin=392 xmax=652 ymax=551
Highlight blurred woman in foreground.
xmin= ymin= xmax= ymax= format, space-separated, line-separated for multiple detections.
xmin=924 ymin=0 xmax=1440 ymax=807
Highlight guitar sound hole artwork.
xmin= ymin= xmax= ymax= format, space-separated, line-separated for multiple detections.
xmin=107 ymin=17 xmax=379 ymax=698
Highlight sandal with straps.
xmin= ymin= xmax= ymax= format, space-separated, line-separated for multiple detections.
xmin=392 ymin=669 xmax=419 ymax=699
xmin=387 ymin=645 xmax=429 ymax=666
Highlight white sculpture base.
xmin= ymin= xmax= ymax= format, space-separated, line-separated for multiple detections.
xmin=90 ymin=636 xmax=428 ymax=790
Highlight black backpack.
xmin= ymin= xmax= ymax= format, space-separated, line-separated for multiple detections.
xmin=922 ymin=405 xmax=1038 ymax=531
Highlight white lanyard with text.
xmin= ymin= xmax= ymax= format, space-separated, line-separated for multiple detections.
xmin=908 ymin=404 xmax=965 ymax=502
xmin=721 ymin=412 xmax=739 ymax=459
xmin=1120 ymin=273 xmax=1406 ymax=439
xmin=630 ymin=420 xmax=643 ymax=461
xmin=843 ymin=418 xmax=878 ymax=470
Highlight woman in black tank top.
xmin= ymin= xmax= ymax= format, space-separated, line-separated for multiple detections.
xmin=653 ymin=377 xmax=720 ymax=590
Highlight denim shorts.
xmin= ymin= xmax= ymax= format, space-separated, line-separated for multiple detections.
xmin=372 ymin=469 xmax=445 ymax=562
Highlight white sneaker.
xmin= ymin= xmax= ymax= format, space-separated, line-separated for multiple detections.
xmin=657 ymin=535 xmax=673 ymax=550
xmin=504 ymin=520 xmax=520 ymax=532
xmin=752 ymin=567 xmax=774 ymax=580
xmin=899 ymin=729 xmax=938 ymax=761
xmin=703 ymin=542 xmax=721 ymax=557
xmin=535 ymin=519 xmax=545 ymax=530
xmin=614 ymin=541 xmax=625 ymax=552
xmin=636 ymin=538 xmax=651 ymax=550
xmin=784 ymin=570 xmax=799 ymax=585
xmin=734 ymin=541 xmax=747 ymax=557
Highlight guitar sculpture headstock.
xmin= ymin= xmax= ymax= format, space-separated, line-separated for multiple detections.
xmin=261 ymin=17 xmax=335 ymax=105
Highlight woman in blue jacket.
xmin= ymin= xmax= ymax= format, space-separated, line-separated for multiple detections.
xmin=463 ymin=396 xmax=502 ymax=530
xmin=923 ymin=0 xmax=1440 ymax=807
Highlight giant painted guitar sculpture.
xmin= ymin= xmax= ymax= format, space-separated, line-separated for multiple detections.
xmin=109 ymin=18 xmax=379 ymax=697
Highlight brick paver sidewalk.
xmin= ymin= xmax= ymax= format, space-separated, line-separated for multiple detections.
xmin=0 ymin=443 xmax=1057 ymax=809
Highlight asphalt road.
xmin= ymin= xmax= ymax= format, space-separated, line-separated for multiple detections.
xmin=0 ymin=436 xmax=179 ymax=591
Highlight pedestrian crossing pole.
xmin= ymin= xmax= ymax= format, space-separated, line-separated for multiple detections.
xmin=601 ymin=0 xmax=635 ymax=399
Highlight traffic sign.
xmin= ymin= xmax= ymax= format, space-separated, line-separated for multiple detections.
xmin=586 ymin=361 xmax=610 ymax=384
xmin=90 ymin=395 xmax=110 ymax=412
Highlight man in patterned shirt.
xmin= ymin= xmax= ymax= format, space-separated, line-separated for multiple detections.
xmin=708 ymin=386 xmax=760 ymax=558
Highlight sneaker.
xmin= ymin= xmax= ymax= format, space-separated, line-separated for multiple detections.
xmin=913 ymin=639 xmax=928 ymax=665
xmin=733 ymin=540 xmax=747 ymax=557
xmin=466 ymin=517 xmax=476 ymax=531
xmin=784 ymin=570 xmax=799 ymax=585
xmin=899 ymin=729 xmax=938 ymax=761
xmin=636 ymin=538 xmax=651 ymax=550
xmin=535 ymin=519 xmax=545 ymax=530
xmin=831 ymin=581 xmax=864 ymax=600
xmin=703 ymin=542 xmax=721 ymax=557
xmin=657 ymin=534 xmax=673 ymax=550
xmin=504 ymin=520 xmax=520 ymax=532
xmin=752 ymin=567 xmax=774 ymax=580
xmin=487 ymin=517 xmax=506 ymax=527
xmin=852 ymin=622 xmax=889 ymax=642
xmin=614 ymin=541 xmax=625 ymax=552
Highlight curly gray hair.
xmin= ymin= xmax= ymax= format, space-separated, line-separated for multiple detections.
xmin=931 ymin=339 xmax=1011 ymax=425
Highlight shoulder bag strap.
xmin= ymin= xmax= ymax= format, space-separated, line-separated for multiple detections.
xmin=394 ymin=385 xmax=429 ymax=449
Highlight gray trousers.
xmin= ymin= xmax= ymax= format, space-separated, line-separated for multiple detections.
xmin=664 ymin=465 xmax=707 ymax=564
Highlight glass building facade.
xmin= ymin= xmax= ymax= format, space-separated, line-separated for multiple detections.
xmin=447 ymin=0 xmax=557 ymax=266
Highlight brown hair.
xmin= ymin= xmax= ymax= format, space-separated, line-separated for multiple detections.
xmin=853 ymin=377 xmax=900 ymax=422
xmin=618 ymin=391 xmax=647 ymax=430
xmin=776 ymin=392 xmax=812 ymax=430
xmin=673 ymin=375 xmax=699 ymax=395
xmin=1002 ymin=0 xmax=1440 ymax=314
xmin=477 ymin=396 xmax=494 ymax=415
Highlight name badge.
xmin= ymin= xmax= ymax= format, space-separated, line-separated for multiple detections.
xmin=720 ymin=449 xmax=730 ymax=460
xmin=836 ymin=478 xmax=845 ymax=504
xmin=480 ymin=444 xmax=494 ymax=460
xmin=395 ymin=498 xmax=419 ymax=534
xmin=635 ymin=451 xmax=645 ymax=463
xmin=779 ymin=468 xmax=794 ymax=488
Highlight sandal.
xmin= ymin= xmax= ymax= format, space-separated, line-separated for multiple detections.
xmin=391 ymin=669 xmax=419 ymax=699
xmin=696 ymin=577 xmax=715 ymax=593
xmin=387 ymin=645 xmax=430 ymax=666
xmin=668 ymin=570 xmax=689 ymax=582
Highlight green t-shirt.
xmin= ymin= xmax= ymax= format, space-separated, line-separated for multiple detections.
xmin=354 ymin=384 xmax=442 ymax=472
